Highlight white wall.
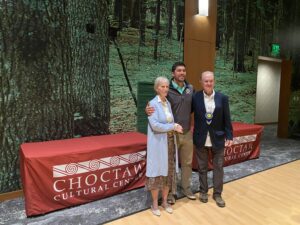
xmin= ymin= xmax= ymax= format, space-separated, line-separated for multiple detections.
xmin=255 ymin=56 xmax=282 ymax=124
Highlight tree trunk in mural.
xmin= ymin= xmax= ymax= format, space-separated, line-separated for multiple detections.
xmin=216 ymin=0 xmax=226 ymax=50
xmin=123 ymin=0 xmax=134 ymax=24
xmin=176 ymin=0 xmax=184 ymax=41
xmin=243 ymin=0 xmax=250 ymax=55
xmin=139 ymin=0 xmax=146 ymax=46
xmin=114 ymin=0 xmax=123 ymax=29
xmin=153 ymin=0 xmax=161 ymax=60
xmin=279 ymin=0 xmax=292 ymax=58
xmin=0 ymin=0 xmax=73 ymax=192
xmin=260 ymin=0 xmax=275 ymax=56
xmin=166 ymin=0 xmax=173 ymax=39
xmin=287 ymin=0 xmax=300 ymax=90
xmin=249 ymin=1 xmax=258 ymax=70
xmin=0 ymin=0 xmax=110 ymax=193
xmin=68 ymin=0 xmax=110 ymax=137
xmin=224 ymin=0 xmax=233 ymax=62
xmin=233 ymin=0 xmax=246 ymax=72
xmin=131 ymin=0 xmax=140 ymax=28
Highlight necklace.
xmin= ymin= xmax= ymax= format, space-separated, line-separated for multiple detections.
xmin=205 ymin=99 xmax=214 ymax=125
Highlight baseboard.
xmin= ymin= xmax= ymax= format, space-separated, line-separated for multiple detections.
xmin=254 ymin=122 xmax=278 ymax=125
xmin=0 ymin=190 xmax=23 ymax=201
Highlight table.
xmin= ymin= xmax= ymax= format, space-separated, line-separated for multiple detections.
xmin=20 ymin=123 xmax=263 ymax=216
xmin=192 ymin=122 xmax=264 ymax=169
xmin=20 ymin=132 xmax=147 ymax=216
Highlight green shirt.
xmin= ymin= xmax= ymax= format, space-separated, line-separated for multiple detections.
xmin=171 ymin=80 xmax=186 ymax=94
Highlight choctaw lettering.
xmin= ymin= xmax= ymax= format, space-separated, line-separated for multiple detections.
xmin=53 ymin=162 xmax=144 ymax=201
xmin=224 ymin=142 xmax=253 ymax=161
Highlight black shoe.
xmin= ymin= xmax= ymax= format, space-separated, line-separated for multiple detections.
xmin=199 ymin=193 xmax=208 ymax=203
xmin=213 ymin=195 xmax=225 ymax=207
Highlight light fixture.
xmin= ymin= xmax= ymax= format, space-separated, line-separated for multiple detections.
xmin=198 ymin=0 xmax=209 ymax=16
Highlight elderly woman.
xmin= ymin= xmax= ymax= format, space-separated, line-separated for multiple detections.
xmin=146 ymin=76 xmax=183 ymax=216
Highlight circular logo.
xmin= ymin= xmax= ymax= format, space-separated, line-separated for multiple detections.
xmin=89 ymin=160 xmax=101 ymax=171
xmin=110 ymin=156 xmax=120 ymax=167
xmin=65 ymin=163 xmax=78 ymax=175
xmin=129 ymin=153 xmax=138 ymax=163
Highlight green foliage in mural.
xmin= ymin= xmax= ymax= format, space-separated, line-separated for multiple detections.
xmin=1 ymin=0 xmax=300 ymax=195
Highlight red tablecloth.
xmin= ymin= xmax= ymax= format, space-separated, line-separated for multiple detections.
xmin=192 ymin=122 xmax=264 ymax=169
xmin=20 ymin=132 xmax=147 ymax=216
xmin=20 ymin=123 xmax=263 ymax=216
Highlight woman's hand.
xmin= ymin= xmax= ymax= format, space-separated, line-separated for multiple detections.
xmin=174 ymin=123 xmax=183 ymax=133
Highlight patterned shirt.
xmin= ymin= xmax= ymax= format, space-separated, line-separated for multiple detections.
xmin=158 ymin=95 xmax=173 ymax=123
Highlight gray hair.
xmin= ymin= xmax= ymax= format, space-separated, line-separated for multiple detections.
xmin=154 ymin=76 xmax=169 ymax=91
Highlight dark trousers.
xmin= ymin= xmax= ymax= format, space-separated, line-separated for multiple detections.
xmin=195 ymin=146 xmax=224 ymax=197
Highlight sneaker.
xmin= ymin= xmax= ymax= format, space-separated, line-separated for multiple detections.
xmin=151 ymin=205 xmax=161 ymax=216
xmin=213 ymin=195 xmax=226 ymax=207
xmin=183 ymin=189 xmax=196 ymax=200
xmin=162 ymin=203 xmax=173 ymax=214
xmin=199 ymin=193 xmax=208 ymax=203
xmin=167 ymin=194 xmax=176 ymax=205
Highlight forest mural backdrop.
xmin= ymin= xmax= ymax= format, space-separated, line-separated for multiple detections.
xmin=0 ymin=0 xmax=299 ymax=194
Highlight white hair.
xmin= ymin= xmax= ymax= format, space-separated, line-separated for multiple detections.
xmin=200 ymin=71 xmax=214 ymax=80
xmin=154 ymin=76 xmax=169 ymax=91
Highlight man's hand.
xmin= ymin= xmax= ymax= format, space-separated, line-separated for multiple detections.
xmin=225 ymin=139 xmax=233 ymax=147
xmin=145 ymin=102 xmax=155 ymax=116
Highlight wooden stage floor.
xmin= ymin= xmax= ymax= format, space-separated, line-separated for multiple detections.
xmin=106 ymin=160 xmax=300 ymax=225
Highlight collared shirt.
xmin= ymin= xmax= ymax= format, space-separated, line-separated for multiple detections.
xmin=157 ymin=95 xmax=173 ymax=123
xmin=203 ymin=90 xmax=215 ymax=147
xmin=171 ymin=80 xmax=186 ymax=94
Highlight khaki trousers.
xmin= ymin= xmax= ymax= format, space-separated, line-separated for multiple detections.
xmin=177 ymin=131 xmax=193 ymax=192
